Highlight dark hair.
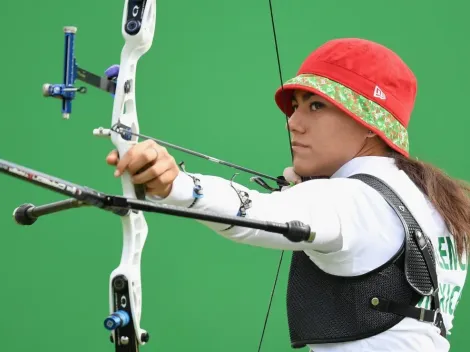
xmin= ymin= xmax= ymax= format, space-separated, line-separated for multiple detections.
xmin=390 ymin=151 xmax=470 ymax=260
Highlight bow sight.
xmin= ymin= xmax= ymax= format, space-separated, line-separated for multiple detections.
xmin=42 ymin=1 xmax=151 ymax=119
xmin=41 ymin=26 xmax=117 ymax=119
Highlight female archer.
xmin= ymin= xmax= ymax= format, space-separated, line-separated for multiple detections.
xmin=105 ymin=38 xmax=469 ymax=352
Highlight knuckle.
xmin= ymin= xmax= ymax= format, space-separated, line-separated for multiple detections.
xmin=149 ymin=165 xmax=160 ymax=178
xmin=142 ymin=150 xmax=154 ymax=163
xmin=158 ymin=173 xmax=171 ymax=185
xmin=169 ymin=158 xmax=178 ymax=170
xmin=159 ymin=146 xmax=168 ymax=156
xmin=142 ymin=139 xmax=158 ymax=149
xmin=161 ymin=159 xmax=173 ymax=171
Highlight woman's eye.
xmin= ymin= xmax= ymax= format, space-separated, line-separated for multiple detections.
xmin=310 ymin=101 xmax=325 ymax=111
xmin=291 ymin=102 xmax=324 ymax=112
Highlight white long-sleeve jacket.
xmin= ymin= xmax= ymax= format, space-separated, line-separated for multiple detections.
xmin=148 ymin=156 xmax=467 ymax=352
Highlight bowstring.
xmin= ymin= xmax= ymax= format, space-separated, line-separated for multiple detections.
xmin=257 ymin=0 xmax=293 ymax=351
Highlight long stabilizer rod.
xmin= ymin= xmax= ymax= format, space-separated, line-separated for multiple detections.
xmin=1 ymin=159 xmax=314 ymax=243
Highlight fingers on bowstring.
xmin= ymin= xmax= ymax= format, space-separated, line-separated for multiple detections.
xmin=283 ymin=166 xmax=302 ymax=184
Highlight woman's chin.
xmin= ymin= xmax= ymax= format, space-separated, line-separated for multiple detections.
xmin=293 ymin=164 xmax=317 ymax=178
xmin=293 ymin=161 xmax=329 ymax=178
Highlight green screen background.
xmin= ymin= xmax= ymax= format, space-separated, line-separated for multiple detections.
xmin=1 ymin=0 xmax=469 ymax=351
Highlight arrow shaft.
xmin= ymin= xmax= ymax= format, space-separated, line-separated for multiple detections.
xmin=111 ymin=124 xmax=290 ymax=186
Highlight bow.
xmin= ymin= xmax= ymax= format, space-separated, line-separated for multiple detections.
xmin=101 ymin=0 xmax=156 ymax=349
xmin=42 ymin=0 xmax=157 ymax=350
xmin=2 ymin=0 xmax=294 ymax=351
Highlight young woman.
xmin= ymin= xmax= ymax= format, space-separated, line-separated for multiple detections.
xmin=106 ymin=38 xmax=469 ymax=352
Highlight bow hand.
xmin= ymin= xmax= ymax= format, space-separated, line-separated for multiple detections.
xmin=106 ymin=139 xmax=179 ymax=199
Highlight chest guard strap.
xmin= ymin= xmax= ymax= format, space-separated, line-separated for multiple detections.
xmin=286 ymin=173 xmax=445 ymax=348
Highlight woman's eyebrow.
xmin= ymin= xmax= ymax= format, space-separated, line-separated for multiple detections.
xmin=291 ymin=92 xmax=316 ymax=103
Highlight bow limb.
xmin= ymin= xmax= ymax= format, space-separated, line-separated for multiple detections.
xmin=105 ymin=0 xmax=157 ymax=350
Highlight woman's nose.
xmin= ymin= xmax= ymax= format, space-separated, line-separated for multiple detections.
xmin=287 ymin=111 xmax=305 ymax=133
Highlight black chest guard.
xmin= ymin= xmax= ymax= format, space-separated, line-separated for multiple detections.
xmin=286 ymin=174 xmax=446 ymax=348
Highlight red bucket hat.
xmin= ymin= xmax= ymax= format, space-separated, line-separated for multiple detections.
xmin=274 ymin=38 xmax=417 ymax=157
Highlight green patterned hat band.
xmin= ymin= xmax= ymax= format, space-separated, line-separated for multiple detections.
xmin=279 ymin=74 xmax=409 ymax=154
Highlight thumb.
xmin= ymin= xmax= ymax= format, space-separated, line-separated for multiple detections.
xmin=106 ymin=150 xmax=119 ymax=166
